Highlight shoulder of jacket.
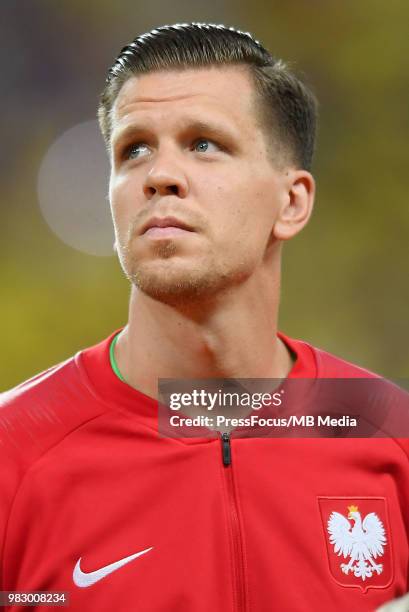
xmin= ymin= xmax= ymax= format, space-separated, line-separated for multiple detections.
xmin=306 ymin=342 xmax=409 ymax=456
xmin=307 ymin=343 xmax=381 ymax=379
xmin=0 ymin=354 xmax=107 ymax=465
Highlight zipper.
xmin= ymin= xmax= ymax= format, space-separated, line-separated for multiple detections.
xmin=221 ymin=432 xmax=232 ymax=466
xmin=220 ymin=432 xmax=247 ymax=611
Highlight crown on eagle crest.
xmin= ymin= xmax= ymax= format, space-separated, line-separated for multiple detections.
xmin=347 ymin=504 xmax=359 ymax=513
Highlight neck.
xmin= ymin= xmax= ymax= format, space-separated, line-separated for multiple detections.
xmin=115 ymin=262 xmax=294 ymax=400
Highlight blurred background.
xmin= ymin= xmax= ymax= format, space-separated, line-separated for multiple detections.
xmin=1 ymin=0 xmax=408 ymax=389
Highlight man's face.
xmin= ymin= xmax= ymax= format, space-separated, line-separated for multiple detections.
xmin=109 ymin=65 xmax=290 ymax=304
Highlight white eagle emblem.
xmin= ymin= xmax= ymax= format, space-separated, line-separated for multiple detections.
xmin=327 ymin=505 xmax=387 ymax=581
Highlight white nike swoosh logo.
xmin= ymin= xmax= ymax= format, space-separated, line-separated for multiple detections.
xmin=73 ymin=547 xmax=153 ymax=587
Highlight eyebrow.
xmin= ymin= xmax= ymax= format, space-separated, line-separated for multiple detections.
xmin=111 ymin=119 xmax=239 ymax=150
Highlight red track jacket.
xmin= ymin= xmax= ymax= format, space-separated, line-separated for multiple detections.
xmin=0 ymin=330 xmax=408 ymax=611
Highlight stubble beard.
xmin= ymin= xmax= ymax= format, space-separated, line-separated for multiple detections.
xmin=118 ymin=237 xmax=250 ymax=306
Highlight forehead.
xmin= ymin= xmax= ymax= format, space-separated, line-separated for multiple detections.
xmin=111 ymin=65 xmax=260 ymax=135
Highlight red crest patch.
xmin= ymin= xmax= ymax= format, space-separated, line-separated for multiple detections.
xmin=318 ymin=497 xmax=393 ymax=593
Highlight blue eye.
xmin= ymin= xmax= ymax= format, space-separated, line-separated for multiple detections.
xmin=193 ymin=139 xmax=219 ymax=153
xmin=128 ymin=143 xmax=150 ymax=159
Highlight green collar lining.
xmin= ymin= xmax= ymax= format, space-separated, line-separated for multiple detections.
xmin=109 ymin=332 xmax=126 ymax=383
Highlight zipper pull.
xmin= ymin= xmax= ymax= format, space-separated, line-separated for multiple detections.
xmin=221 ymin=432 xmax=232 ymax=466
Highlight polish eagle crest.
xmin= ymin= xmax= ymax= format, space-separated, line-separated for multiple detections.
xmin=327 ymin=505 xmax=386 ymax=581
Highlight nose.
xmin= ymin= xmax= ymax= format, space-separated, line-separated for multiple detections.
xmin=143 ymin=155 xmax=189 ymax=200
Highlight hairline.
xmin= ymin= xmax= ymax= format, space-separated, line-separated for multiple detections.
xmin=104 ymin=62 xmax=294 ymax=169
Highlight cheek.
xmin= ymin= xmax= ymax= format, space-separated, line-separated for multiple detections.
xmin=209 ymin=178 xmax=275 ymax=247
xmin=109 ymin=175 xmax=141 ymax=235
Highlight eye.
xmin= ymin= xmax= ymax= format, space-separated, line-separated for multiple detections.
xmin=127 ymin=143 xmax=151 ymax=160
xmin=193 ymin=138 xmax=221 ymax=154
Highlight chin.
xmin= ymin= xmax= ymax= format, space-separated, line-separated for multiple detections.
xmin=119 ymin=245 xmax=254 ymax=305
xmin=126 ymin=259 xmax=236 ymax=305
xmin=128 ymin=263 xmax=210 ymax=302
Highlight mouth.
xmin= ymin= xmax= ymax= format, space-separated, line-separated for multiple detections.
xmin=140 ymin=216 xmax=195 ymax=238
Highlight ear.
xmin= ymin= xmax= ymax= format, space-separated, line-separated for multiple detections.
xmin=273 ymin=170 xmax=315 ymax=241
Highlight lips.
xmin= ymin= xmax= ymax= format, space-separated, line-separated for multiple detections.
xmin=141 ymin=216 xmax=194 ymax=235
